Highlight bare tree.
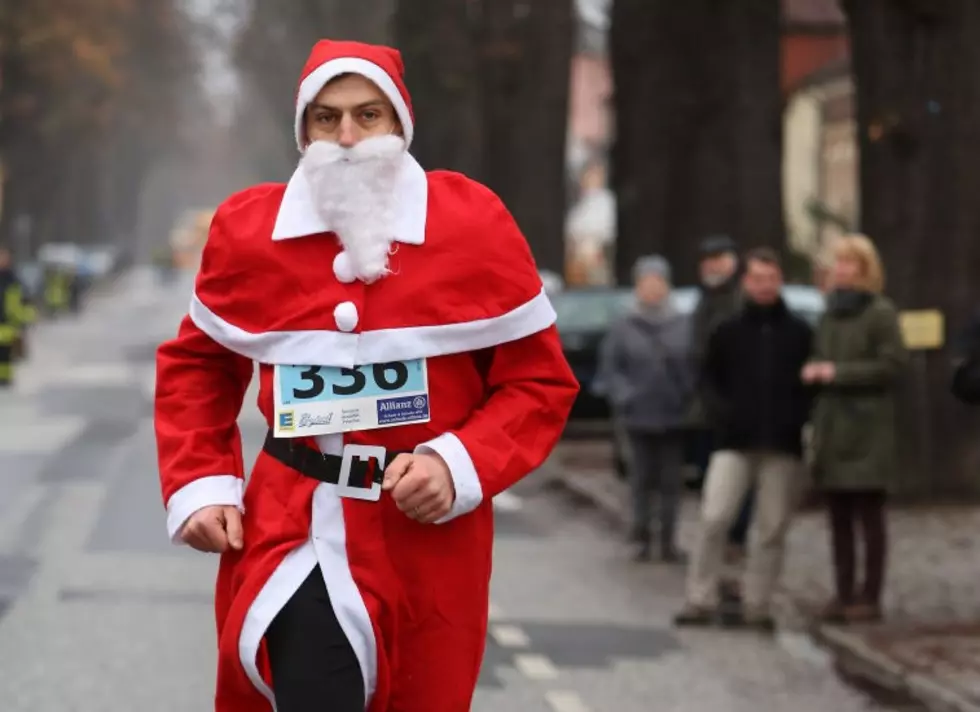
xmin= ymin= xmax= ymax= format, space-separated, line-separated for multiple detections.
xmin=0 ymin=0 xmax=196 ymax=255
xmin=479 ymin=0 xmax=574 ymax=275
xmin=609 ymin=0 xmax=783 ymax=285
xmin=396 ymin=0 xmax=573 ymax=274
xmin=394 ymin=0 xmax=485 ymax=177
xmin=844 ymin=0 xmax=980 ymax=495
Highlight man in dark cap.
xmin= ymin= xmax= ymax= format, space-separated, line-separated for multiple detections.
xmin=687 ymin=235 xmax=752 ymax=564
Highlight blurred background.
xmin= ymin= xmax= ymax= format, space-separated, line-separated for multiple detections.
xmin=1 ymin=2 xmax=980 ymax=711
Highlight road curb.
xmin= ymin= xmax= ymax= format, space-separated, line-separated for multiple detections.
xmin=543 ymin=465 xmax=980 ymax=712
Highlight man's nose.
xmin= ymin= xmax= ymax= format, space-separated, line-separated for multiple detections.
xmin=338 ymin=115 xmax=358 ymax=148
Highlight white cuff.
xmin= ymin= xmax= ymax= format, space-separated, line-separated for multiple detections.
xmin=414 ymin=433 xmax=484 ymax=524
xmin=166 ymin=475 xmax=244 ymax=544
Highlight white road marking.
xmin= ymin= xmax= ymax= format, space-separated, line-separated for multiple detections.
xmin=0 ymin=417 xmax=86 ymax=455
xmin=0 ymin=484 xmax=47 ymax=550
xmin=488 ymin=602 xmax=504 ymax=621
xmin=544 ymin=690 xmax=593 ymax=712
xmin=490 ymin=624 xmax=530 ymax=648
xmin=514 ymin=653 xmax=559 ymax=680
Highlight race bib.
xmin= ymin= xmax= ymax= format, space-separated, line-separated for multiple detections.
xmin=273 ymin=359 xmax=430 ymax=437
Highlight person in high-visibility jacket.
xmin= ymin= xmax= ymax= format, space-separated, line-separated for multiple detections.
xmin=0 ymin=247 xmax=33 ymax=387
xmin=43 ymin=267 xmax=72 ymax=315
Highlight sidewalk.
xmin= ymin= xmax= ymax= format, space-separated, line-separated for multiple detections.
xmin=544 ymin=439 xmax=980 ymax=712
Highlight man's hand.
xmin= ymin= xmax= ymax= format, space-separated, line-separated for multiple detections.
xmin=382 ymin=453 xmax=456 ymax=524
xmin=802 ymin=362 xmax=836 ymax=384
xmin=180 ymin=505 xmax=243 ymax=553
xmin=817 ymin=361 xmax=836 ymax=382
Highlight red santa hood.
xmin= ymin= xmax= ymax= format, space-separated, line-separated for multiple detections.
xmin=293 ymin=40 xmax=415 ymax=151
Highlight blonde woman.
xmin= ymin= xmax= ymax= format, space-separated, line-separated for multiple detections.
xmin=803 ymin=234 xmax=908 ymax=623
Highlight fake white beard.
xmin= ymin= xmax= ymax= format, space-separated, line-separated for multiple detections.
xmin=300 ymin=134 xmax=406 ymax=282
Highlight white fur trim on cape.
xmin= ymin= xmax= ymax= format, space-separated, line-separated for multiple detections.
xmin=165 ymin=475 xmax=244 ymax=544
xmin=271 ymin=151 xmax=428 ymax=242
xmin=416 ymin=433 xmax=484 ymax=523
xmin=294 ymin=57 xmax=414 ymax=151
xmin=188 ymin=288 xmax=557 ymax=368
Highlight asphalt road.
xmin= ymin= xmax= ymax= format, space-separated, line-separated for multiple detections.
xmin=0 ymin=268 xmax=898 ymax=711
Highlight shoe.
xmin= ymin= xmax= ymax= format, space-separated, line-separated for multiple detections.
xmin=816 ymin=598 xmax=849 ymax=623
xmin=844 ymin=602 xmax=883 ymax=623
xmin=719 ymin=604 xmax=776 ymax=633
xmin=673 ymin=603 xmax=716 ymax=626
xmin=632 ymin=541 xmax=652 ymax=562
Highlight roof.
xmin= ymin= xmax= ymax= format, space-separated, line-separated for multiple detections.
xmin=783 ymin=0 xmax=846 ymax=28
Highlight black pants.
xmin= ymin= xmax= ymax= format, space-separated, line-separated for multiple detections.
xmin=628 ymin=430 xmax=684 ymax=551
xmin=265 ymin=566 xmax=365 ymax=712
xmin=826 ymin=490 xmax=887 ymax=605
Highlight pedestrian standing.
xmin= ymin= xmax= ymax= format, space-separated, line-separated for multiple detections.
xmin=805 ymin=234 xmax=907 ymax=623
xmin=675 ymin=248 xmax=813 ymax=630
xmin=597 ymin=255 xmax=694 ymax=562
xmin=687 ymin=235 xmax=754 ymax=560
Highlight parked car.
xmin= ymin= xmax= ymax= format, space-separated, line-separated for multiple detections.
xmin=552 ymin=287 xmax=632 ymax=422
xmin=553 ymin=283 xmax=826 ymax=474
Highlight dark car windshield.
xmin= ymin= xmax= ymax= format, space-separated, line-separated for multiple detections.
xmin=552 ymin=290 xmax=632 ymax=332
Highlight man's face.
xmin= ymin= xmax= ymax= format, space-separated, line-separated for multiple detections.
xmin=742 ymin=258 xmax=783 ymax=306
xmin=305 ymin=74 xmax=400 ymax=148
xmin=699 ymin=252 xmax=737 ymax=287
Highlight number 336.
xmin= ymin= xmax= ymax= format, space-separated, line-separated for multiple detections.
xmin=292 ymin=362 xmax=409 ymax=399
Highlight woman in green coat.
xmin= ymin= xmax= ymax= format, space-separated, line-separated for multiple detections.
xmin=803 ymin=234 xmax=908 ymax=623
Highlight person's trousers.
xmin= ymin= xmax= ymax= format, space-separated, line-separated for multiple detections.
xmin=0 ymin=344 xmax=12 ymax=386
xmin=825 ymin=490 xmax=887 ymax=606
xmin=687 ymin=450 xmax=804 ymax=612
xmin=265 ymin=566 xmax=365 ymax=712
xmin=628 ymin=430 xmax=684 ymax=551
xmin=728 ymin=488 xmax=755 ymax=547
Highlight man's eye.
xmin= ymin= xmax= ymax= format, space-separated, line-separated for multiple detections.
xmin=361 ymin=110 xmax=379 ymax=121
xmin=316 ymin=114 xmax=337 ymax=124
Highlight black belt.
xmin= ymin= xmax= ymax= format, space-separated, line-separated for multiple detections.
xmin=262 ymin=431 xmax=409 ymax=495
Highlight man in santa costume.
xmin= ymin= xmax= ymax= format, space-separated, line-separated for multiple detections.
xmin=155 ymin=39 xmax=578 ymax=712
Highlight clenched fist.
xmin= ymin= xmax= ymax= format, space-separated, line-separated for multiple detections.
xmin=180 ymin=505 xmax=244 ymax=553
xmin=382 ymin=453 xmax=455 ymax=524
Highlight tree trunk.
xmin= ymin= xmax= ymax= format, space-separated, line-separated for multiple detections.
xmin=609 ymin=0 xmax=783 ymax=286
xmin=479 ymin=0 xmax=573 ymax=275
xmin=394 ymin=0 xmax=485 ymax=177
xmin=844 ymin=0 xmax=980 ymax=496
xmin=320 ymin=0 xmax=394 ymax=44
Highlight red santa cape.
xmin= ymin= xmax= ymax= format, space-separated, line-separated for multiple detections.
xmin=155 ymin=39 xmax=578 ymax=712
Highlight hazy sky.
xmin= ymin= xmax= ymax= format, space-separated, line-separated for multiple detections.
xmin=181 ymin=0 xmax=242 ymax=121
xmin=181 ymin=0 xmax=610 ymax=119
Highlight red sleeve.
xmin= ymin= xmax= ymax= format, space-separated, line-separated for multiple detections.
xmin=416 ymin=325 xmax=578 ymax=521
xmin=155 ymin=314 xmax=254 ymax=542
xmin=412 ymin=179 xmax=579 ymax=520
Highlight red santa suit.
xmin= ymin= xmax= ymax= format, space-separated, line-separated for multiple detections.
xmin=155 ymin=40 xmax=579 ymax=712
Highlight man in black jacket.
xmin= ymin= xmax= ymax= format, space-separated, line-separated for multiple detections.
xmin=951 ymin=308 xmax=980 ymax=404
xmin=675 ymin=248 xmax=813 ymax=630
